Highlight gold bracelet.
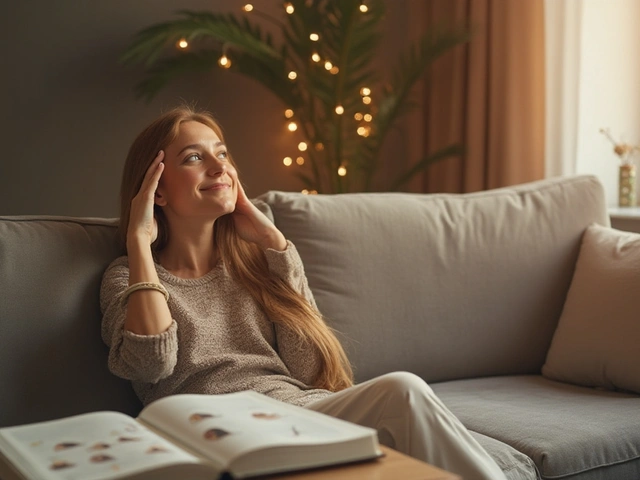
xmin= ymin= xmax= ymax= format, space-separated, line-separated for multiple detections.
xmin=121 ymin=282 xmax=169 ymax=306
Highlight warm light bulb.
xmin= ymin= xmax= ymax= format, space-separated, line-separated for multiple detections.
xmin=298 ymin=142 xmax=308 ymax=151
xmin=287 ymin=122 xmax=298 ymax=132
xmin=285 ymin=2 xmax=294 ymax=14
xmin=335 ymin=105 xmax=344 ymax=115
xmin=177 ymin=38 xmax=189 ymax=49
xmin=283 ymin=157 xmax=293 ymax=166
xmin=315 ymin=142 xmax=324 ymax=151
xmin=310 ymin=33 xmax=319 ymax=41
xmin=311 ymin=52 xmax=321 ymax=62
xmin=360 ymin=87 xmax=371 ymax=96
xmin=288 ymin=71 xmax=297 ymax=80
xmin=296 ymin=157 xmax=305 ymax=165
xmin=324 ymin=61 xmax=333 ymax=70
xmin=359 ymin=4 xmax=369 ymax=12
xmin=285 ymin=109 xmax=294 ymax=118
xmin=242 ymin=4 xmax=254 ymax=12
xmin=338 ymin=165 xmax=347 ymax=176
xmin=354 ymin=112 xmax=363 ymax=121
xmin=218 ymin=55 xmax=232 ymax=68
xmin=329 ymin=66 xmax=339 ymax=74
xmin=364 ymin=113 xmax=373 ymax=122
xmin=362 ymin=96 xmax=372 ymax=105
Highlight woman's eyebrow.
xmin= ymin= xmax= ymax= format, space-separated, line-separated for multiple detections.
xmin=177 ymin=141 xmax=225 ymax=156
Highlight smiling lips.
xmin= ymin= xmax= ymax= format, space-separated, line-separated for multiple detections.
xmin=200 ymin=183 xmax=230 ymax=191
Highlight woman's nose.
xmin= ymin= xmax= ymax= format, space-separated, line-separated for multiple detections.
xmin=206 ymin=159 xmax=226 ymax=176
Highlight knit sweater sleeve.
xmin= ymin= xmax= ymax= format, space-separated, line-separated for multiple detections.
xmin=264 ymin=240 xmax=318 ymax=308
xmin=265 ymin=241 xmax=323 ymax=386
xmin=100 ymin=257 xmax=178 ymax=384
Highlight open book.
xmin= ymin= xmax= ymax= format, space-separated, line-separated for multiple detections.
xmin=0 ymin=391 xmax=381 ymax=480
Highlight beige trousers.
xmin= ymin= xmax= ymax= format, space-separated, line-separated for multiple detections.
xmin=306 ymin=372 xmax=507 ymax=480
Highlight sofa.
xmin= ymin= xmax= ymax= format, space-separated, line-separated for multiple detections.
xmin=1 ymin=174 xmax=639 ymax=479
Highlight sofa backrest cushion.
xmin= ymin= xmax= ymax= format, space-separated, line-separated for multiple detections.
xmin=0 ymin=216 xmax=141 ymax=427
xmin=257 ymin=175 xmax=609 ymax=383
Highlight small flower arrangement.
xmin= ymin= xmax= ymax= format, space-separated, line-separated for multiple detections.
xmin=600 ymin=128 xmax=640 ymax=165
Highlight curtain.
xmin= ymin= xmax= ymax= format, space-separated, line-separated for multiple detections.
xmin=418 ymin=0 xmax=546 ymax=193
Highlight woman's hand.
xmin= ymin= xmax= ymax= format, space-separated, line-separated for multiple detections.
xmin=127 ymin=151 xmax=165 ymax=248
xmin=231 ymin=182 xmax=287 ymax=251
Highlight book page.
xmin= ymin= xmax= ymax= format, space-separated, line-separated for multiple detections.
xmin=138 ymin=391 xmax=378 ymax=468
xmin=0 ymin=411 xmax=210 ymax=480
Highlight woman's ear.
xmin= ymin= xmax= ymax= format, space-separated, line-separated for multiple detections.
xmin=154 ymin=189 xmax=167 ymax=207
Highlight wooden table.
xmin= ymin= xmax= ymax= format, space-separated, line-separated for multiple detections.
xmin=264 ymin=446 xmax=461 ymax=480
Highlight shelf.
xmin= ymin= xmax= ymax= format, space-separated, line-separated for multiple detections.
xmin=608 ymin=207 xmax=640 ymax=219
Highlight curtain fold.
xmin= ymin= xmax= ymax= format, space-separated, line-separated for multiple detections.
xmin=420 ymin=0 xmax=546 ymax=193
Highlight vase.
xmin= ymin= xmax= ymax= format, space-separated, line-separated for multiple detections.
xmin=618 ymin=164 xmax=636 ymax=207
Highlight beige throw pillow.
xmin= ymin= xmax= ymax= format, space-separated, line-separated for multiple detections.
xmin=542 ymin=223 xmax=640 ymax=394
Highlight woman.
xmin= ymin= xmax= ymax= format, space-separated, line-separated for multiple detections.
xmin=101 ymin=106 xmax=506 ymax=480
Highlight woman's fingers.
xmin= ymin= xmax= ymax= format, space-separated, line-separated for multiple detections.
xmin=141 ymin=151 xmax=164 ymax=198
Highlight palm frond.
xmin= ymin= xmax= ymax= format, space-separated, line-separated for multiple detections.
xmin=388 ymin=143 xmax=465 ymax=191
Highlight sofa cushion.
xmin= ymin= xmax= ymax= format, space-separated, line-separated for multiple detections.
xmin=432 ymin=375 xmax=640 ymax=480
xmin=0 ymin=216 xmax=141 ymax=427
xmin=542 ymin=224 xmax=640 ymax=394
xmin=257 ymin=175 xmax=608 ymax=383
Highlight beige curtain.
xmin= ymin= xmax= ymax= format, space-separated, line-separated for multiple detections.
xmin=419 ymin=0 xmax=546 ymax=193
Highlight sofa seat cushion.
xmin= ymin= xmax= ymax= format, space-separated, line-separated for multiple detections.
xmin=432 ymin=375 xmax=640 ymax=479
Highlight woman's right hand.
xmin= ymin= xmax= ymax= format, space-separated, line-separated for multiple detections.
xmin=127 ymin=151 xmax=165 ymax=247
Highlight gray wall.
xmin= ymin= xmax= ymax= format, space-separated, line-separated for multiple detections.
xmin=0 ymin=1 xmax=422 ymax=216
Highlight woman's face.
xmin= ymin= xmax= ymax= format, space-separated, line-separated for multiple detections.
xmin=155 ymin=120 xmax=238 ymax=221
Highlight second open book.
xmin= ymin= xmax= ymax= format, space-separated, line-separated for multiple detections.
xmin=0 ymin=391 xmax=382 ymax=480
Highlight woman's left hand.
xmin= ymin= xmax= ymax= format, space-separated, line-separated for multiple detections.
xmin=232 ymin=182 xmax=287 ymax=251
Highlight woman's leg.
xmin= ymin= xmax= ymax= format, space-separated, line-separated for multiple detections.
xmin=305 ymin=371 xmax=507 ymax=480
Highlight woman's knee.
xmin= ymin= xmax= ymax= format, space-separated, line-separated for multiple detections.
xmin=372 ymin=371 xmax=434 ymax=400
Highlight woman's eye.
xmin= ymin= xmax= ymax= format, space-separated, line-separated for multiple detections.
xmin=184 ymin=153 xmax=202 ymax=163
xmin=217 ymin=150 xmax=228 ymax=160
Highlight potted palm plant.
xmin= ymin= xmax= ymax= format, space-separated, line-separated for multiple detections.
xmin=122 ymin=0 xmax=468 ymax=193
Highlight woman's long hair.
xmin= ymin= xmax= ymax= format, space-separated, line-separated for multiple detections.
xmin=119 ymin=106 xmax=353 ymax=392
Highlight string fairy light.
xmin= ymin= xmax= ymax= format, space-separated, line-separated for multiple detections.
xmin=324 ymin=61 xmax=333 ymax=70
xmin=283 ymin=157 xmax=293 ymax=166
xmin=335 ymin=105 xmax=344 ymax=115
xmin=298 ymin=142 xmax=308 ymax=151
xmin=362 ymin=96 xmax=372 ymax=105
xmin=287 ymin=121 xmax=298 ymax=132
xmin=360 ymin=87 xmax=371 ymax=96
xmin=285 ymin=109 xmax=294 ymax=118
xmin=359 ymin=1 xmax=369 ymax=12
xmin=176 ymin=38 xmax=189 ymax=49
xmin=242 ymin=4 xmax=254 ymax=12
xmin=288 ymin=71 xmax=298 ymax=80
xmin=338 ymin=165 xmax=347 ymax=177
xmin=364 ymin=113 xmax=373 ymax=122
xmin=296 ymin=157 xmax=305 ymax=165
xmin=357 ymin=126 xmax=371 ymax=137
xmin=285 ymin=2 xmax=294 ymax=14
xmin=311 ymin=52 xmax=321 ymax=62
xmin=310 ymin=33 xmax=319 ymax=41
xmin=329 ymin=66 xmax=339 ymax=74
xmin=218 ymin=53 xmax=231 ymax=69
xmin=354 ymin=112 xmax=363 ymax=121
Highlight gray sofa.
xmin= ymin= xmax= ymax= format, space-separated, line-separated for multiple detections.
xmin=1 ymin=175 xmax=639 ymax=479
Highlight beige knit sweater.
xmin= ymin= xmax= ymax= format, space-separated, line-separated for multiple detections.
xmin=100 ymin=241 xmax=333 ymax=407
